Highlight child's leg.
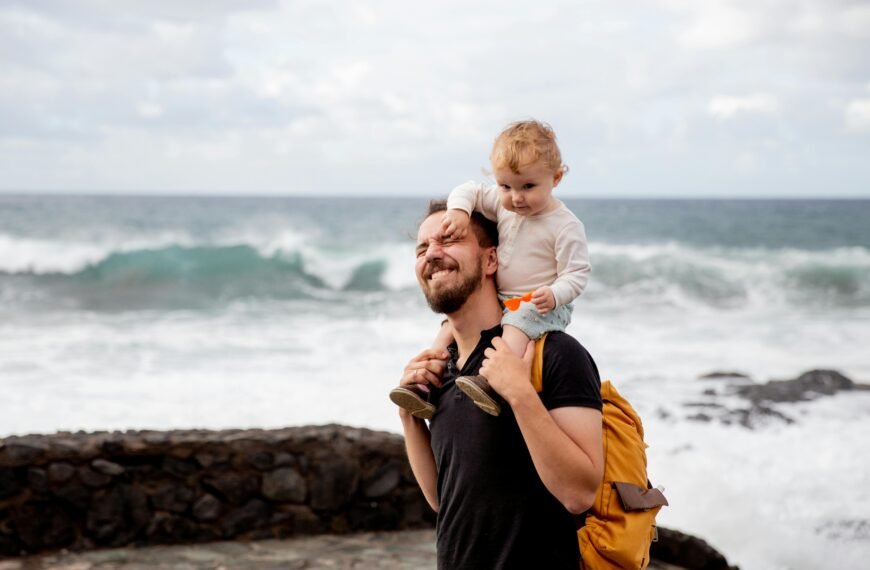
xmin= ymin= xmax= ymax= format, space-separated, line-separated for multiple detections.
xmin=389 ymin=320 xmax=453 ymax=420
xmin=430 ymin=319 xmax=454 ymax=358
xmin=501 ymin=324 xmax=532 ymax=358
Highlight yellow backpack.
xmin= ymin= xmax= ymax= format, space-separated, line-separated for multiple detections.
xmin=531 ymin=334 xmax=668 ymax=570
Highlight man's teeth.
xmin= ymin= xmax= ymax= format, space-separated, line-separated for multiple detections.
xmin=430 ymin=269 xmax=452 ymax=281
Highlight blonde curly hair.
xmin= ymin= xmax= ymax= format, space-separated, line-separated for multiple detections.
xmin=490 ymin=120 xmax=567 ymax=175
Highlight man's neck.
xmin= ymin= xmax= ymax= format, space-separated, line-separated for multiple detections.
xmin=447 ymin=288 xmax=503 ymax=368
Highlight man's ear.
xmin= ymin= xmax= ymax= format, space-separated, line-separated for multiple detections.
xmin=484 ymin=246 xmax=498 ymax=276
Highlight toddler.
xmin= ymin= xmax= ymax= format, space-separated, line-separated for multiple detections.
xmin=391 ymin=120 xmax=590 ymax=418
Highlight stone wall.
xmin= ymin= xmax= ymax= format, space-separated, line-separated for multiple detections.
xmin=0 ymin=425 xmax=434 ymax=557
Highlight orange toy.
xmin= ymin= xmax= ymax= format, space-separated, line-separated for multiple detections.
xmin=503 ymin=291 xmax=533 ymax=311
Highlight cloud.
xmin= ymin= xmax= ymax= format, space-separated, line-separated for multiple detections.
xmin=845 ymin=99 xmax=870 ymax=133
xmin=0 ymin=0 xmax=868 ymax=196
xmin=708 ymin=94 xmax=780 ymax=121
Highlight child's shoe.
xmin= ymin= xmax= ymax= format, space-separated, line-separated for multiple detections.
xmin=389 ymin=385 xmax=436 ymax=420
xmin=455 ymin=375 xmax=501 ymax=416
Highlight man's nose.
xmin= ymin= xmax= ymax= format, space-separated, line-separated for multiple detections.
xmin=424 ymin=242 xmax=444 ymax=261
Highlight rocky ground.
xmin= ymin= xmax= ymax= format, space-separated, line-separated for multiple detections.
xmin=0 ymin=529 xmax=709 ymax=570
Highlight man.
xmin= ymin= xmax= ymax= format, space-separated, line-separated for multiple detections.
xmin=398 ymin=200 xmax=604 ymax=569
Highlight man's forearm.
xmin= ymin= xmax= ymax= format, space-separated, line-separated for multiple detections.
xmin=510 ymin=396 xmax=603 ymax=514
xmin=400 ymin=412 xmax=439 ymax=512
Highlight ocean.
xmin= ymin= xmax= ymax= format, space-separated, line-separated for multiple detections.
xmin=2 ymin=195 xmax=869 ymax=568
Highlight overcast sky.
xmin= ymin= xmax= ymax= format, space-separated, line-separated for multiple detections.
xmin=2 ymin=0 xmax=869 ymax=197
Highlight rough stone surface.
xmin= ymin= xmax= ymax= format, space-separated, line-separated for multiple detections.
xmin=261 ymin=468 xmax=307 ymax=503
xmin=4 ymin=528 xmax=733 ymax=569
xmin=0 ymin=425 xmax=434 ymax=557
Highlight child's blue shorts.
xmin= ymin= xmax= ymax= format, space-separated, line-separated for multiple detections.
xmin=499 ymin=294 xmax=573 ymax=340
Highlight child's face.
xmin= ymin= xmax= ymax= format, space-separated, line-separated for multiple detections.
xmin=493 ymin=160 xmax=563 ymax=217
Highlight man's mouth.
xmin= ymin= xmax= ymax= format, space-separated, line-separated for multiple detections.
xmin=429 ymin=268 xmax=454 ymax=281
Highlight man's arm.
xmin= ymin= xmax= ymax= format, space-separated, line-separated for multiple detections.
xmin=480 ymin=338 xmax=603 ymax=513
xmin=396 ymin=349 xmax=446 ymax=512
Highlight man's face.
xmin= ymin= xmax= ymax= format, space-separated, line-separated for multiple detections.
xmin=415 ymin=212 xmax=485 ymax=314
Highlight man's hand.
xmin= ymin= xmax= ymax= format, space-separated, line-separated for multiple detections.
xmin=532 ymin=286 xmax=556 ymax=315
xmin=441 ymin=209 xmax=470 ymax=239
xmin=398 ymin=349 xmax=448 ymax=419
xmin=479 ymin=337 xmax=536 ymax=407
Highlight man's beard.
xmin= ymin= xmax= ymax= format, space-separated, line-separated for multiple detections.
xmin=422 ymin=259 xmax=483 ymax=315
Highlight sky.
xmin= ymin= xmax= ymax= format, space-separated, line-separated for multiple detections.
xmin=1 ymin=0 xmax=869 ymax=198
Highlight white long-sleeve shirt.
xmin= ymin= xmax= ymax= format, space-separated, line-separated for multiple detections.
xmin=447 ymin=181 xmax=591 ymax=307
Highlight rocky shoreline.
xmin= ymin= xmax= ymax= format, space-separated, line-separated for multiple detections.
xmin=683 ymin=369 xmax=869 ymax=428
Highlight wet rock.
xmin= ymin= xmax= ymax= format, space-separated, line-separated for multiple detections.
xmin=51 ymin=478 xmax=90 ymax=509
xmin=736 ymin=369 xmax=856 ymax=404
xmin=262 ymin=468 xmax=307 ymax=503
xmin=651 ymin=527 xmax=738 ymax=570
xmin=699 ymin=371 xmax=750 ymax=379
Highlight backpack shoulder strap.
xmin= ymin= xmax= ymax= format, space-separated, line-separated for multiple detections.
xmin=531 ymin=332 xmax=549 ymax=393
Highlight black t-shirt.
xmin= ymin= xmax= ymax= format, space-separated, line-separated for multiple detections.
xmin=429 ymin=326 xmax=602 ymax=570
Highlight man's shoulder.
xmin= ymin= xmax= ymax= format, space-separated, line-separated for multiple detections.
xmin=541 ymin=330 xmax=588 ymax=355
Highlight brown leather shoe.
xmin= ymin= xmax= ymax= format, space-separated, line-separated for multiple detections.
xmin=389 ymin=386 xmax=436 ymax=420
xmin=455 ymin=375 xmax=501 ymax=416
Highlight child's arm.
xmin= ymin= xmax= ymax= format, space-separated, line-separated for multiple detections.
xmin=548 ymin=220 xmax=591 ymax=309
xmin=445 ymin=181 xmax=501 ymax=222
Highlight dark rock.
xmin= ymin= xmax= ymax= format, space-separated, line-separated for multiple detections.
xmin=273 ymin=452 xmax=298 ymax=467
xmin=221 ymin=499 xmax=270 ymax=537
xmin=309 ymin=447 xmax=359 ymax=511
xmin=11 ymin=503 xmax=74 ymax=550
xmin=79 ymin=466 xmax=112 ymax=488
xmin=736 ymin=369 xmax=855 ymax=404
xmin=686 ymin=413 xmax=712 ymax=423
xmin=51 ymin=478 xmax=90 ymax=509
xmin=194 ymin=452 xmax=215 ymax=468
xmin=202 ymin=470 xmax=260 ymax=505
xmin=47 ymin=462 xmax=76 ymax=484
xmin=162 ymin=456 xmax=197 ymax=478
xmin=0 ymin=468 xmax=21 ymax=500
xmin=699 ymin=371 xmax=750 ymax=379
xmin=246 ymin=451 xmax=274 ymax=471
xmin=146 ymin=512 xmax=197 ymax=541
xmin=149 ymin=480 xmax=195 ymax=513
xmin=262 ymin=468 xmax=307 ymax=503
xmin=274 ymin=504 xmax=323 ymax=535
xmin=0 ymin=534 xmax=19 ymax=557
xmin=795 ymin=370 xmax=854 ymax=395
xmin=363 ymin=463 xmax=401 ymax=498
xmin=92 ymin=459 xmax=125 ymax=476
xmin=86 ymin=486 xmax=125 ymax=542
xmin=27 ymin=468 xmax=48 ymax=494
xmin=192 ymin=493 xmax=222 ymax=521
xmin=1 ymin=440 xmax=48 ymax=465
xmin=651 ymin=527 xmax=737 ymax=570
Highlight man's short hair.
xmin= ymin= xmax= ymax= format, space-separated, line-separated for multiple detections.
xmin=425 ymin=199 xmax=498 ymax=249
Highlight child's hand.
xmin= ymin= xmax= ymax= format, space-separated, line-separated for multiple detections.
xmin=441 ymin=209 xmax=470 ymax=239
xmin=532 ymin=287 xmax=556 ymax=315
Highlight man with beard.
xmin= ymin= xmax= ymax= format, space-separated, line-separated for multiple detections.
xmin=396 ymin=200 xmax=604 ymax=569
